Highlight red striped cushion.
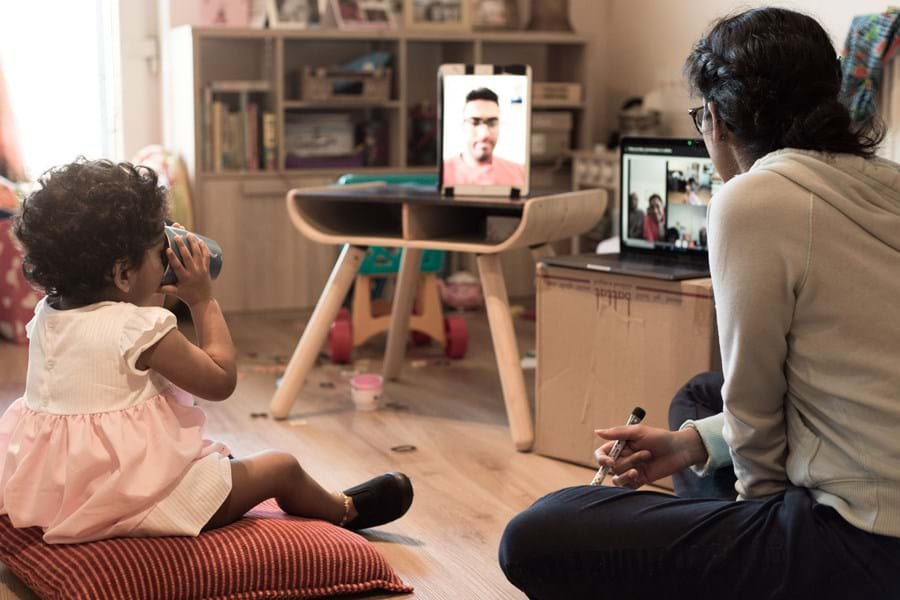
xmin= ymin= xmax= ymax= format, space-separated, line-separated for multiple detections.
xmin=0 ymin=500 xmax=412 ymax=599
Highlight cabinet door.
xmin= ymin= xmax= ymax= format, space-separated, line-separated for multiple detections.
xmin=196 ymin=178 xmax=338 ymax=312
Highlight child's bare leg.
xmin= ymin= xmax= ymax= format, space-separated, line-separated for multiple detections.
xmin=203 ymin=450 xmax=357 ymax=531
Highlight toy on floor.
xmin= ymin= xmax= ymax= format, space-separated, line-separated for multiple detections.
xmin=327 ymin=246 xmax=468 ymax=363
xmin=437 ymin=271 xmax=483 ymax=310
xmin=326 ymin=173 xmax=468 ymax=364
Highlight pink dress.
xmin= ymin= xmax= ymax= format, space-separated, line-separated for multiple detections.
xmin=0 ymin=298 xmax=232 ymax=544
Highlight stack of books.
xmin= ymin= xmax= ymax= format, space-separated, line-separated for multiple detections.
xmin=203 ymin=80 xmax=276 ymax=172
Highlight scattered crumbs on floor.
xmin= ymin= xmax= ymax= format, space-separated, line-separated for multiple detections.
xmin=249 ymin=412 xmax=269 ymax=418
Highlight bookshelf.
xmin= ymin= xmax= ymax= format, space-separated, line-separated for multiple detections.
xmin=166 ymin=26 xmax=595 ymax=311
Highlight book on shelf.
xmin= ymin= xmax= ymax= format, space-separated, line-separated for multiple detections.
xmin=203 ymin=81 xmax=273 ymax=172
xmin=262 ymin=112 xmax=277 ymax=170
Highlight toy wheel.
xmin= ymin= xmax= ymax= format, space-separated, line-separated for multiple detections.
xmin=328 ymin=319 xmax=353 ymax=364
xmin=410 ymin=331 xmax=432 ymax=346
xmin=444 ymin=316 xmax=468 ymax=359
xmin=336 ymin=307 xmax=351 ymax=322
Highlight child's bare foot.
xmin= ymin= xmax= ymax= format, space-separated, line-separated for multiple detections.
xmin=340 ymin=472 xmax=414 ymax=531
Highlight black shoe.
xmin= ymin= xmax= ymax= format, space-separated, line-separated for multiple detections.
xmin=342 ymin=472 xmax=414 ymax=531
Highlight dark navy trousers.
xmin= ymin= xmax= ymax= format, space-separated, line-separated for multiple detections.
xmin=499 ymin=373 xmax=900 ymax=600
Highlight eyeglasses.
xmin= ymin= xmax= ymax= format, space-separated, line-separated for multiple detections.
xmin=463 ymin=117 xmax=499 ymax=129
xmin=688 ymin=105 xmax=705 ymax=135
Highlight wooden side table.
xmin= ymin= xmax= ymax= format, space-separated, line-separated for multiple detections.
xmin=269 ymin=183 xmax=606 ymax=451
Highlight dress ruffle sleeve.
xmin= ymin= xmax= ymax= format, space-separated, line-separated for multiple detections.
xmin=119 ymin=306 xmax=177 ymax=373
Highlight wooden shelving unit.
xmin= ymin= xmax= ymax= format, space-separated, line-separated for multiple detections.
xmin=166 ymin=26 xmax=595 ymax=312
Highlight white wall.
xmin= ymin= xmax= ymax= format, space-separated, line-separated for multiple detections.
xmin=119 ymin=0 xmax=161 ymax=160
xmin=600 ymin=0 xmax=890 ymax=139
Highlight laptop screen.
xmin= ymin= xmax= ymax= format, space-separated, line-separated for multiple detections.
xmin=619 ymin=137 xmax=721 ymax=256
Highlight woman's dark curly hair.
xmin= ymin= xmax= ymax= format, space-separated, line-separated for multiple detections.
xmin=13 ymin=158 xmax=168 ymax=304
xmin=684 ymin=7 xmax=883 ymax=160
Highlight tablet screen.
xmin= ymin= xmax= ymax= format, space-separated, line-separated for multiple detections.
xmin=440 ymin=67 xmax=530 ymax=195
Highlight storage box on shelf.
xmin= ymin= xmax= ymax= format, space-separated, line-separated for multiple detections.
xmin=165 ymin=27 xmax=595 ymax=309
xmin=531 ymin=111 xmax=573 ymax=164
xmin=296 ymin=66 xmax=392 ymax=102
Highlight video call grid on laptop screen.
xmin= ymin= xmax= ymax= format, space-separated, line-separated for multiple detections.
xmin=620 ymin=138 xmax=721 ymax=255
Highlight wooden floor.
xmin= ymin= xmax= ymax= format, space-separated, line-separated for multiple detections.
xmin=0 ymin=305 xmax=601 ymax=599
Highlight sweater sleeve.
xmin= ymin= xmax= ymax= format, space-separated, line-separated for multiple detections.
xmin=707 ymin=171 xmax=811 ymax=500
xmin=680 ymin=413 xmax=730 ymax=476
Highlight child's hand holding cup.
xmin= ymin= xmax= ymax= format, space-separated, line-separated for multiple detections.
xmin=158 ymin=226 xmax=223 ymax=306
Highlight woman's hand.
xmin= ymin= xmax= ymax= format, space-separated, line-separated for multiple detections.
xmin=594 ymin=425 xmax=708 ymax=489
xmin=158 ymin=234 xmax=213 ymax=308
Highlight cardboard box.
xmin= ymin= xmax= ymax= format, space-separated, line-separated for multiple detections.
xmin=533 ymin=82 xmax=583 ymax=106
xmin=534 ymin=263 xmax=720 ymax=488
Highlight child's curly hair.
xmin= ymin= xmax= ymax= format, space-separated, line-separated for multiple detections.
xmin=14 ymin=158 xmax=169 ymax=304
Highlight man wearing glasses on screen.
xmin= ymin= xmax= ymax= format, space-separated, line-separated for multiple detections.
xmin=443 ymin=87 xmax=526 ymax=187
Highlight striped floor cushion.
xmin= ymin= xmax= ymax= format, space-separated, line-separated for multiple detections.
xmin=0 ymin=500 xmax=412 ymax=599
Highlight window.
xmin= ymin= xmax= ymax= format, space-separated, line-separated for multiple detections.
xmin=0 ymin=0 xmax=121 ymax=179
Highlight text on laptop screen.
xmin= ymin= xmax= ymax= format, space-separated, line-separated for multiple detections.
xmin=620 ymin=139 xmax=721 ymax=253
xmin=441 ymin=74 xmax=529 ymax=188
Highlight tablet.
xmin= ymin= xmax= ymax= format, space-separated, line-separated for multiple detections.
xmin=438 ymin=64 xmax=532 ymax=198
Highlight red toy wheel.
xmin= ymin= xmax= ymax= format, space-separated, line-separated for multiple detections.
xmin=410 ymin=331 xmax=432 ymax=346
xmin=336 ymin=307 xmax=351 ymax=322
xmin=328 ymin=319 xmax=353 ymax=364
xmin=444 ymin=316 xmax=468 ymax=359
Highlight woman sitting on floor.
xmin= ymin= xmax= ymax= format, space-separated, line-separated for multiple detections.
xmin=499 ymin=7 xmax=900 ymax=599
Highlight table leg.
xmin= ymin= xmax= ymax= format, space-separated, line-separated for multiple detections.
xmin=477 ymin=253 xmax=534 ymax=451
xmin=269 ymin=245 xmax=366 ymax=419
xmin=383 ymin=248 xmax=423 ymax=380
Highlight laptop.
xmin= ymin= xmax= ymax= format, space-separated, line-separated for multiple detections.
xmin=544 ymin=137 xmax=719 ymax=281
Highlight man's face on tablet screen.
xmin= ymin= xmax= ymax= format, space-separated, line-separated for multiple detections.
xmin=463 ymin=99 xmax=500 ymax=163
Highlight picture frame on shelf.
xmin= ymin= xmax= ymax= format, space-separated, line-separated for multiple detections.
xmin=197 ymin=0 xmax=252 ymax=27
xmin=331 ymin=0 xmax=397 ymax=29
xmin=267 ymin=0 xmax=320 ymax=28
xmin=471 ymin=0 xmax=517 ymax=30
xmin=404 ymin=0 xmax=470 ymax=31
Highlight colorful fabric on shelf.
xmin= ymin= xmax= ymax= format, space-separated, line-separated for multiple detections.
xmin=840 ymin=8 xmax=900 ymax=123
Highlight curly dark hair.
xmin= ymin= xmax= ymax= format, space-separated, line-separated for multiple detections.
xmin=684 ymin=7 xmax=883 ymax=160
xmin=13 ymin=158 xmax=169 ymax=304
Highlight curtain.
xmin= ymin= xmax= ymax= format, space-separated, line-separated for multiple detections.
xmin=0 ymin=61 xmax=24 ymax=181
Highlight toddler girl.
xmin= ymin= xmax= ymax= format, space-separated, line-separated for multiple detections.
xmin=1 ymin=158 xmax=412 ymax=543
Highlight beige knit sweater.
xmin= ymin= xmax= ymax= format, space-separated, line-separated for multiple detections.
xmin=692 ymin=148 xmax=900 ymax=537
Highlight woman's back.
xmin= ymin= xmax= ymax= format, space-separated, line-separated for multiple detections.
xmin=708 ymin=148 xmax=900 ymax=535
